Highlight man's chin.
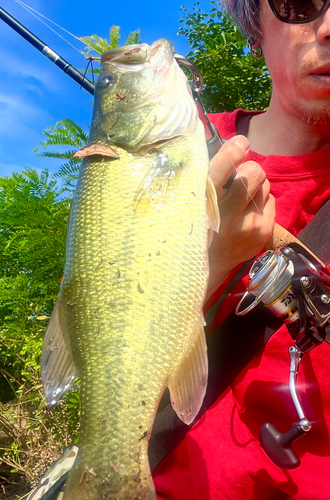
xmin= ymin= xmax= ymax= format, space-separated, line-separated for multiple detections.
xmin=290 ymin=101 xmax=330 ymax=126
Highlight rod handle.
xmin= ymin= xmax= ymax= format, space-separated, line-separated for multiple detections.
xmin=266 ymin=222 xmax=325 ymax=267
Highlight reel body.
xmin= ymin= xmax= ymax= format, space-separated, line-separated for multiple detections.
xmin=236 ymin=243 xmax=330 ymax=469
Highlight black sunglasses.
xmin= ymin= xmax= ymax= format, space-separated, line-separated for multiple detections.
xmin=268 ymin=0 xmax=330 ymax=23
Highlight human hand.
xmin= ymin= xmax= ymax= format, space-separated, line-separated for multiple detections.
xmin=207 ymin=135 xmax=275 ymax=299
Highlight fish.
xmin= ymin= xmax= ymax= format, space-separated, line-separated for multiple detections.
xmin=41 ymin=38 xmax=220 ymax=500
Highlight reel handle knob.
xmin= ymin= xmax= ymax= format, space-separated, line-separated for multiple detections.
xmin=259 ymin=419 xmax=311 ymax=470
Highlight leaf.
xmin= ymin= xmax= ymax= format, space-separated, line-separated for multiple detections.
xmin=178 ymin=4 xmax=272 ymax=112
xmin=110 ymin=25 xmax=121 ymax=48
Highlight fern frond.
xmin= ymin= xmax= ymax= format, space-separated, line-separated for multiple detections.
xmin=110 ymin=26 xmax=121 ymax=48
xmin=52 ymin=160 xmax=81 ymax=180
xmin=35 ymin=151 xmax=75 ymax=160
xmin=124 ymin=29 xmax=141 ymax=46
xmin=79 ymin=35 xmax=112 ymax=56
xmin=79 ymin=26 xmax=141 ymax=58
xmin=37 ymin=119 xmax=88 ymax=150
xmin=22 ymin=167 xmax=60 ymax=198
xmin=62 ymin=118 xmax=88 ymax=144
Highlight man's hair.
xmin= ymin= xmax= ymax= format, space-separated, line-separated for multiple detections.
xmin=226 ymin=0 xmax=262 ymax=42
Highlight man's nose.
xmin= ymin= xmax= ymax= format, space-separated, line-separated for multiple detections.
xmin=316 ymin=6 xmax=330 ymax=44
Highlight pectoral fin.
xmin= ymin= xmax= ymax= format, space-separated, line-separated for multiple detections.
xmin=134 ymin=151 xmax=183 ymax=212
xmin=167 ymin=322 xmax=208 ymax=425
xmin=41 ymin=301 xmax=78 ymax=409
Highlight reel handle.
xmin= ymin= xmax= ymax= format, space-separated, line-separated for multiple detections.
xmin=259 ymin=419 xmax=311 ymax=470
xmin=266 ymin=223 xmax=325 ymax=267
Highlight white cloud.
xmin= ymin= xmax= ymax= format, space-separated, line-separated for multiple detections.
xmin=0 ymin=161 xmax=27 ymax=177
xmin=0 ymin=90 xmax=50 ymax=135
xmin=0 ymin=48 xmax=61 ymax=91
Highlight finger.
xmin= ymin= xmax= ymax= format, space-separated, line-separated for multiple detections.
xmin=243 ymin=190 xmax=276 ymax=243
xmin=218 ymin=160 xmax=267 ymax=211
xmin=209 ymin=135 xmax=250 ymax=196
xmin=244 ymin=178 xmax=271 ymax=216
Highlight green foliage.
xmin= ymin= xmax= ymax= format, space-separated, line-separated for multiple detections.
xmin=0 ymin=169 xmax=80 ymax=490
xmin=34 ymin=118 xmax=88 ymax=151
xmin=0 ymin=168 xmax=70 ymax=393
xmin=109 ymin=25 xmax=121 ymax=49
xmin=34 ymin=119 xmax=88 ymax=194
xmin=125 ymin=29 xmax=142 ymax=46
xmin=79 ymin=25 xmax=142 ymax=80
xmin=80 ymin=26 xmax=141 ymax=56
xmin=179 ymin=2 xmax=272 ymax=112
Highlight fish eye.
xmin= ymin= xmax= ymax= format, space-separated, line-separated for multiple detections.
xmin=97 ymin=75 xmax=117 ymax=88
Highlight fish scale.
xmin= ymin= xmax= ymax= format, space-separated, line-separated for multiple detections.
xmin=60 ymin=134 xmax=208 ymax=498
xmin=42 ymin=39 xmax=219 ymax=500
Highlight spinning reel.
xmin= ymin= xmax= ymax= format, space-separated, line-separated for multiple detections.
xmin=236 ymin=243 xmax=330 ymax=469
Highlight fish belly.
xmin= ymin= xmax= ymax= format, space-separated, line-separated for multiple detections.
xmin=61 ymin=124 xmax=209 ymax=499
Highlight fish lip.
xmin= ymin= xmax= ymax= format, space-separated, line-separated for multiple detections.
xmin=100 ymin=39 xmax=173 ymax=67
xmin=72 ymin=144 xmax=120 ymax=159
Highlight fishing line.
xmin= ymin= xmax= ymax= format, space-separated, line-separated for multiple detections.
xmin=223 ymin=149 xmax=274 ymax=238
xmin=14 ymin=0 xmax=101 ymax=55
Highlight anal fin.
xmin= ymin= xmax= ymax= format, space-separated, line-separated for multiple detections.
xmin=41 ymin=301 xmax=77 ymax=409
xmin=168 ymin=322 xmax=208 ymax=425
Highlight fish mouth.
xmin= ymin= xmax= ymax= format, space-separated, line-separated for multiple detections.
xmin=88 ymin=39 xmax=198 ymax=152
xmin=72 ymin=136 xmax=183 ymax=159
xmin=100 ymin=39 xmax=174 ymax=70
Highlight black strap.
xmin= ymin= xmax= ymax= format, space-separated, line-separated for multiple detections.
xmin=235 ymin=111 xmax=254 ymax=137
xmin=149 ymin=197 xmax=330 ymax=471
xmin=296 ymin=198 xmax=330 ymax=265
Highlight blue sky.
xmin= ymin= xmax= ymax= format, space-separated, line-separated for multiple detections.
xmin=0 ymin=0 xmax=211 ymax=177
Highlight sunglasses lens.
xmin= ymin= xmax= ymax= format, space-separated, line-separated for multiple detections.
xmin=270 ymin=0 xmax=328 ymax=22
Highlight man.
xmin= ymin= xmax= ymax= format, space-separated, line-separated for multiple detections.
xmin=153 ymin=0 xmax=330 ymax=498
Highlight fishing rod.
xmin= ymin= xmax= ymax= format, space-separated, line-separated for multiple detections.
xmin=0 ymin=6 xmax=95 ymax=95
xmin=0 ymin=5 xmax=224 ymax=159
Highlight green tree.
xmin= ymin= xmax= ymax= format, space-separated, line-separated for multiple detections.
xmin=179 ymin=2 xmax=272 ymax=112
xmin=34 ymin=118 xmax=88 ymax=195
xmin=0 ymin=168 xmax=70 ymax=397
xmin=80 ymin=25 xmax=141 ymax=59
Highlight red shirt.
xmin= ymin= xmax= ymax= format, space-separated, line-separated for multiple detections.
xmin=153 ymin=110 xmax=330 ymax=500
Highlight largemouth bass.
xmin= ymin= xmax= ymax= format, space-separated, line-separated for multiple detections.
xmin=41 ymin=38 xmax=219 ymax=500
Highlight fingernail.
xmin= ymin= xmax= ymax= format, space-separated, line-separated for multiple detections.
xmin=234 ymin=136 xmax=250 ymax=152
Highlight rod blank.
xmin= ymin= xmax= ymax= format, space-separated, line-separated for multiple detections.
xmin=0 ymin=6 xmax=95 ymax=95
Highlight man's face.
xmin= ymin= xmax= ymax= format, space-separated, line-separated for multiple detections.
xmin=260 ymin=0 xmax=330 ymax=124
